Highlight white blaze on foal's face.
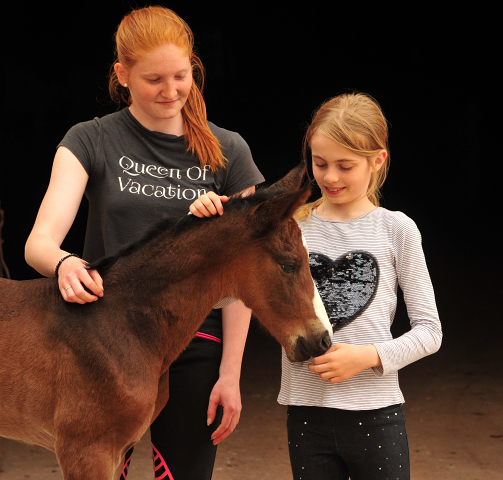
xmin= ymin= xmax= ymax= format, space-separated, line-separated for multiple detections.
xmin=302 ymin=233 xmax=333 ymax=340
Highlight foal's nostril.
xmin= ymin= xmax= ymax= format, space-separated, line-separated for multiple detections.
xmin=294 ymin=332 xmax=332 ymax=362
xmin=319 ymin=331 xmax=331 ymax=352
xmin=295 ymin=336 xmax=311 ymax=362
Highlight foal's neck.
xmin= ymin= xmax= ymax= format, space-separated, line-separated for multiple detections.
xmin=104 ymin=216 xmax=239 ymax=366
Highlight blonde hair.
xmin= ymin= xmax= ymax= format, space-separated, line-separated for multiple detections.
xmin=296 ymin=92 xmax=390 ymax=221
xmin=109 ymin=6 xmax=225 ymax=172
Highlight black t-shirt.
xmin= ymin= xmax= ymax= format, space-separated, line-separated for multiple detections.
xmin=59 ymin=108 xmax=264 ymax=337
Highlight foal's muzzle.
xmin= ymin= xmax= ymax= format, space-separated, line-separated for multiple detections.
xmin=293 ymin=330 xmax=331 ymax=362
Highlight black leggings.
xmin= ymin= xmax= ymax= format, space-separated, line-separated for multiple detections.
xmin=122 ymin=335 xmax=223 ymax=480
xmin=287 ymin=404 xmax=410 ymax=480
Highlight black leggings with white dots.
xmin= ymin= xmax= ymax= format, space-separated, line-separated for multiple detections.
xmin=287 ymin=404 xmax=410 ymax=480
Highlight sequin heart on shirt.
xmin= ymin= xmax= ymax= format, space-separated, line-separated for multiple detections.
xmin=309 ymin=251 xmax=379 ymax=332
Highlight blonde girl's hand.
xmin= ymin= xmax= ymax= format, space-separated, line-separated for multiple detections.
xmin=189 ymin=192 xmax=229 ymax=218
xmin=308 ymin=343 xmax=382 ymax=383
xmin=57 ymin=255 xmax=104 ymax=304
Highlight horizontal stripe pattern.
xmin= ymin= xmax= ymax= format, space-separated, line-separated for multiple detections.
xmin=278 ymin=208 xmax=442 ymax=411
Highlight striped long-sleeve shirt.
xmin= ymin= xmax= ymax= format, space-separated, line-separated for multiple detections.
xmin=278 ymin=207 xmax=442 ymax=410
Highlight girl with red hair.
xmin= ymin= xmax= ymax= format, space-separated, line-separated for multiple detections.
xmin=25 ymin=6 xmax=263 ymax=479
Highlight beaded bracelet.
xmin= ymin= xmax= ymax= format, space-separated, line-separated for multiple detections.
xmin=55 ymin=253 xmax=80 ymax=277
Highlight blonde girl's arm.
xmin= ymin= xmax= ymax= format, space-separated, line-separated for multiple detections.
xmin=372 ymin=215 xmax=442 ymax=375
xmin=25 ymin=146 xmax=103 ymax=304
xmin=310 ymin=215 xmax=442 ymax=383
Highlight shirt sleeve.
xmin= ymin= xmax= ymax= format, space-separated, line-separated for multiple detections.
xmin=214 ymin=130 xmax=264 ymax=196
xmin=373 ymin=214 xmax=442 ymax=376
xmin=58 ymin=118 xmax=101 ymax=175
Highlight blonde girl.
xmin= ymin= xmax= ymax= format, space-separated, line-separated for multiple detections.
xmin=277 ymin=92 xmax=442 ymax=480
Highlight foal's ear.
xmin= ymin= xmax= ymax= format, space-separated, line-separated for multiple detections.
xmin=264 ymin=161 xmax=308 ymax=193
xmin=251 ymin=181 xmax=311 ymax=236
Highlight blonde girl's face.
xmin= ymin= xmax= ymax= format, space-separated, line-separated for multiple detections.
xmin=310 ymin=133 xmax=386 ymax=220
xmin=115 ymin=43 xmax=193 ymax=135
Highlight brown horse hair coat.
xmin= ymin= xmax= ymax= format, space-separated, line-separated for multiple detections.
xmin=0 ymin=163 xmax=331 ymax=480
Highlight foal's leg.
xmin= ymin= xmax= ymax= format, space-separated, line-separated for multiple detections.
xmin=55 ymin=441 xmax=122 ymax=480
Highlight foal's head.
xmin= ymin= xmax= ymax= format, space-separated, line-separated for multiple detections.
xmin=89 ymin=163 xmax=332 ymax=362
xmin=223 ymin=164 xmax=332 ymax=362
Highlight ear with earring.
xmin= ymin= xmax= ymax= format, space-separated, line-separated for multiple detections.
xmin=124 ymin=83 xmax=128 ymax=87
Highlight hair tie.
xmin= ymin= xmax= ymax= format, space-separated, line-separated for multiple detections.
xmin=55 ymin=253 xmax=80 ymax=277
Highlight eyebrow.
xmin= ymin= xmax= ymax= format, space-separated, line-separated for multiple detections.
xmin=142 ymin=67 xmax=191 ymax=76
xmin=312 ymin=155 xmax=355 ymax=163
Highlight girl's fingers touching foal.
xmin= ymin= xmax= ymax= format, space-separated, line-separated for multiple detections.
xmin=189 ymin=193 xmax=229 ymax=217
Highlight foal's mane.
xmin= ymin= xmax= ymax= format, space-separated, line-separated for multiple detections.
xmin=88 ymin=186 xmax=285 ymax=275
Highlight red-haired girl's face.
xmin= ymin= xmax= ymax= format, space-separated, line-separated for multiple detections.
xmin=115 ymin=43 xmax=192 ymax=135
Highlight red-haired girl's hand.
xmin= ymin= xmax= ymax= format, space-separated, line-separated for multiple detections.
xmin=207 ymin=376 xmax=242 ymax=445
xmin=57 ymin=255 xmax=104 ymax=304
xmin=189 ymin=192 xmax=229 ymax=217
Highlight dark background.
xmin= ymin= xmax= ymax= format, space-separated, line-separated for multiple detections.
xmin=1 ymin=2 xmax=499 ymax=343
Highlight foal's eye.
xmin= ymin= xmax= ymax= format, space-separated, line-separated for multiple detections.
xmin=281 ymin=263 xmax=296 ymax=274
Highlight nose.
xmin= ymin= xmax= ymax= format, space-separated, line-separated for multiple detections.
xmin=162 ymin=80 xmax=177 ymax=99
xmin=324 ymin=167 xmax=339 ymax=184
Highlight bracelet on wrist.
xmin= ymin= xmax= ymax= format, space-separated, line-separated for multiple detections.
xmin=55 ymin=253 xmax=80 ymax=277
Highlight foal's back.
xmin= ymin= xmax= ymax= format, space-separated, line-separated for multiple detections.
xmin=0 ymin=277 xmax=63 ymax=448
xmin=0 ymin=276 xmax=157 ymax=453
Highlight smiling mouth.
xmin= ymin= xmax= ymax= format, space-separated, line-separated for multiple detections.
xmin=157 ymin=99 xmax=178 ymax=105
xmin=325 ymin=186 xmax=345 ymax=194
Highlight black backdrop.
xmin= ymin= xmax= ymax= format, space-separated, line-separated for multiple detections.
xmin=1 ymin=2 xmax=498 ymax=340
